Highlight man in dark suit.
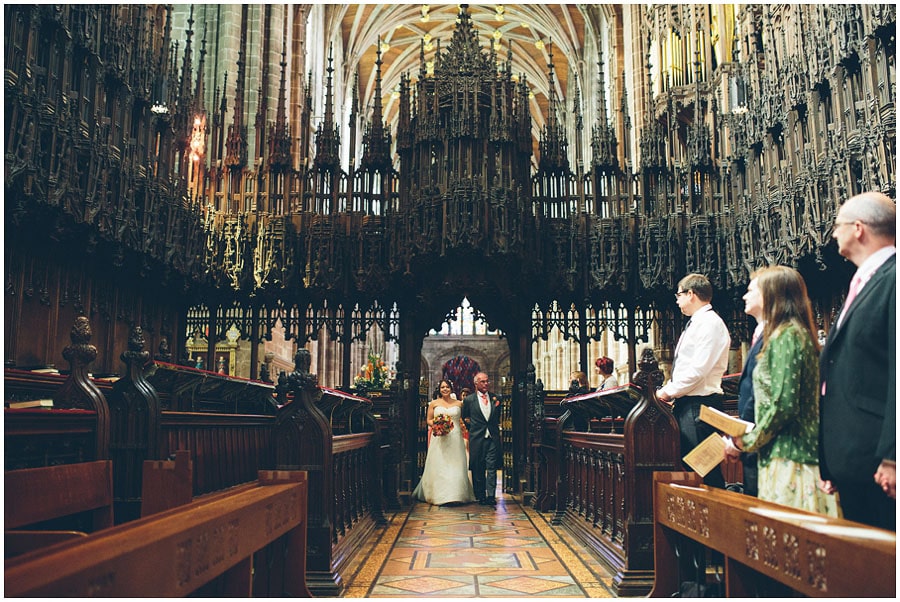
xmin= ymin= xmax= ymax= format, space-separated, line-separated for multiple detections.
xmin=462 ymin=371 xmax=501 ymax=506
xmin=819 ymin=191 xmax=896 ymax=530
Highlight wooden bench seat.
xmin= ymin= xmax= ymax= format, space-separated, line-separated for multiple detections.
xmin=5 ymin=470 xmax=310 ymax=597
xmin=5 ymin=460 xmax=114 ymax=558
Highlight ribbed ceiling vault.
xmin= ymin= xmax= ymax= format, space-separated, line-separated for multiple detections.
xmin=327 ymin=4 xmax=597 ymax=137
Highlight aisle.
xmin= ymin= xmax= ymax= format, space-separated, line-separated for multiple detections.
xmin=341 ymin=492 xmax=616 ymax=598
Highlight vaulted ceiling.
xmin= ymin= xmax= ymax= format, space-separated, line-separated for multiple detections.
xmin=328 ymin=4 xmax=607 ymax=135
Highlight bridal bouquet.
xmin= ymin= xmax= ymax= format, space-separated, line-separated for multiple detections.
xmin=431 ymin=414 xmax=454 ymax=437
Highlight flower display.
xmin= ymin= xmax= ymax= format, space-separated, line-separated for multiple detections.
xmin=431 ymin=413 xmax=454 ymax=437
xmin=353 ymin=351 xmax=390 ymax=392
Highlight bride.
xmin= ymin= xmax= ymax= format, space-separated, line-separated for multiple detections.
xmin=412 ymin=380 xmax=475 ymax=505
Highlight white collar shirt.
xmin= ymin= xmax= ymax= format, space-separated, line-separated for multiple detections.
xmin=836 ymin=246 xmax=896 ymax=328
xmin=850 ymin=245 xmax=896 ymax=299
xmin=660 ymin=304 xmax=731 ymax=399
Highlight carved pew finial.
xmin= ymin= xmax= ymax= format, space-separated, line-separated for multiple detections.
xmin=633 ymin=346 xmax=664 ymax=391
xmin=287 ymin=348 xmax=318 ymax=391
xmin=53 ymin=316 xmax=110 ymax=458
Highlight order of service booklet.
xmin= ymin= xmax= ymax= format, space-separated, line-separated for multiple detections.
xmin=699 ymin=404 xmax=754 ymax=437
xmin=682 ymin=433 xmax=727 ymax=477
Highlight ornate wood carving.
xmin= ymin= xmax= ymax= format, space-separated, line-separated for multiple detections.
xmin=53 ymin=316 xmax=110 ymax=459
xmin=108 ymin=325 xmax=162 ymax=523
xmin=3 ymin=4 xmax=895 ymax=381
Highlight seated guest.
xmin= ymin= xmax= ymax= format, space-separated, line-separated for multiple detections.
xmin=595 ymin=356 xmax=618 ymax=391
xmin=724 ymin=266 xmax=839 ymax=516
xmin=567 ymin=371 xmax=591 ymax=397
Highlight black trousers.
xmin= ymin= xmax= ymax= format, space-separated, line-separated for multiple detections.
xmin=673 ymin=394 xmax=726 ymax=489
xmin=835 ymin=478 xmax=895 ymax=531
xmin=741 ymin=453 xmax=758 ymax=497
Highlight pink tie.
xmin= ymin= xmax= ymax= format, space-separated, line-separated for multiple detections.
xmin=825 ymin=274 xmax=863 ymax=396
xmin=837 ymin=274 xmax=863 ymax=328
xmin=480 ymin=393 xmax=488 ymax=405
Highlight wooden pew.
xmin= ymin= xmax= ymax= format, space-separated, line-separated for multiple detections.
xmin=537 ymin=350 xmax=680 ymax=596
xmin=275 ymin=350 xmax=386 ymax=596
xmin=4 ymin=470 xmax=311 ymax=597
xmin=5 ymin=316 xmax=112 ymax=470
xmin=4 ymin=460 xmax=114 ymax=558
xmin=7 ymin=325 xmax=382 ymax=596
xmin=140 ymin=450 xmax=193 ymax=517
xmin=7 ymin=452 xmax=194 ymax=558
xmin=650 ymin=471 xmax=896 ymax=597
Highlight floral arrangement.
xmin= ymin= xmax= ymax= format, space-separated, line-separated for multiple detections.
xmin=353 ymin=351 xmax=390 ymax=392
xmin=431 ymin=413 xmax=454 ymax=437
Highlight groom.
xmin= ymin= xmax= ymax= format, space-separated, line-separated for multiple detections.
xmin=462 ymin=372 xmax=501 ymax=506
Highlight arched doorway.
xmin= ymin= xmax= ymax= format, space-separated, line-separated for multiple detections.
xmin=415 ymin=297 xmax=514 ymax=492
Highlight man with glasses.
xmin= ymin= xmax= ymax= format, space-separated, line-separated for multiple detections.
xmin=657 ymin=273 xmax=731 ymax=488
xmin=819 ymin=191 xmax=896 ymax=530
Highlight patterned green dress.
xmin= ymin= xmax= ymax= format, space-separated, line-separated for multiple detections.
xmin=739 ymin=322 xmax=840 ymax=516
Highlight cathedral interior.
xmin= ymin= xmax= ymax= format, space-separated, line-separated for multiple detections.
xmin=3 ymin=4 xmax=897 ymax=596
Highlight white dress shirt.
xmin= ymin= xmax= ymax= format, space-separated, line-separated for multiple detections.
xmin=660 ymin=304 xmax=731 ymax=399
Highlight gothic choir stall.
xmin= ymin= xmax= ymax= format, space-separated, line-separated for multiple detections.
xmin=4 ymin=4 xmax=895 ymax=598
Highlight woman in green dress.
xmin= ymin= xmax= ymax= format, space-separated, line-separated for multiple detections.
xmin=725 ymin=266 xmax=840 ymax=516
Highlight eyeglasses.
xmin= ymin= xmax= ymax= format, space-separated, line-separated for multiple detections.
xmin=674 ymin=290 xmax=690 ymax=299
xmin=833 ymin=220 xmax=856 ymax=229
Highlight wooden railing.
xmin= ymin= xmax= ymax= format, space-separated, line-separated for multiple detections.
xmin=275 ymin=354 xmax=385 ymax=596
xmin=532 ymin=351 xmax=681 ymax=596
xmin=160 ymin=411 xmax=276 ymax=498
xmin=650 ymin=472 xmax=896 ymax=597
xmin=5 ymin=470 xmax=311 ymax=597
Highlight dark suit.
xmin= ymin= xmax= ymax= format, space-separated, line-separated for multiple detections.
xmin=462 ymin=392 xmax=501 ymax=501
xmin=737 ymin=335 xmax=763 ymax=497
xmin=820 ymin=255 xmax=896 ymax=530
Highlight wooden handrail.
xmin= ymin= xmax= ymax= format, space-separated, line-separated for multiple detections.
xmin=650 ymin=472 xmax=896 ymax=597
xmin=5 ymin=470 xmax=310 ymax=597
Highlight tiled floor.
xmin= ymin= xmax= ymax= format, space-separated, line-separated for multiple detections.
xmin=341 ymin=492 xmax=617 ymax=598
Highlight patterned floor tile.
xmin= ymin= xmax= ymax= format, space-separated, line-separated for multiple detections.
xmin=341 ymin=488 xmax=618 ymax=598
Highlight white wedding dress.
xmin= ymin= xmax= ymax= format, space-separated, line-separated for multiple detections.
xmin=412 ymin=405 xmax=475 ymax=505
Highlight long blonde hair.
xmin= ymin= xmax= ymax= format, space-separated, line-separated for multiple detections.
xmin=755 ymin=266 xmax=819 ymax=352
